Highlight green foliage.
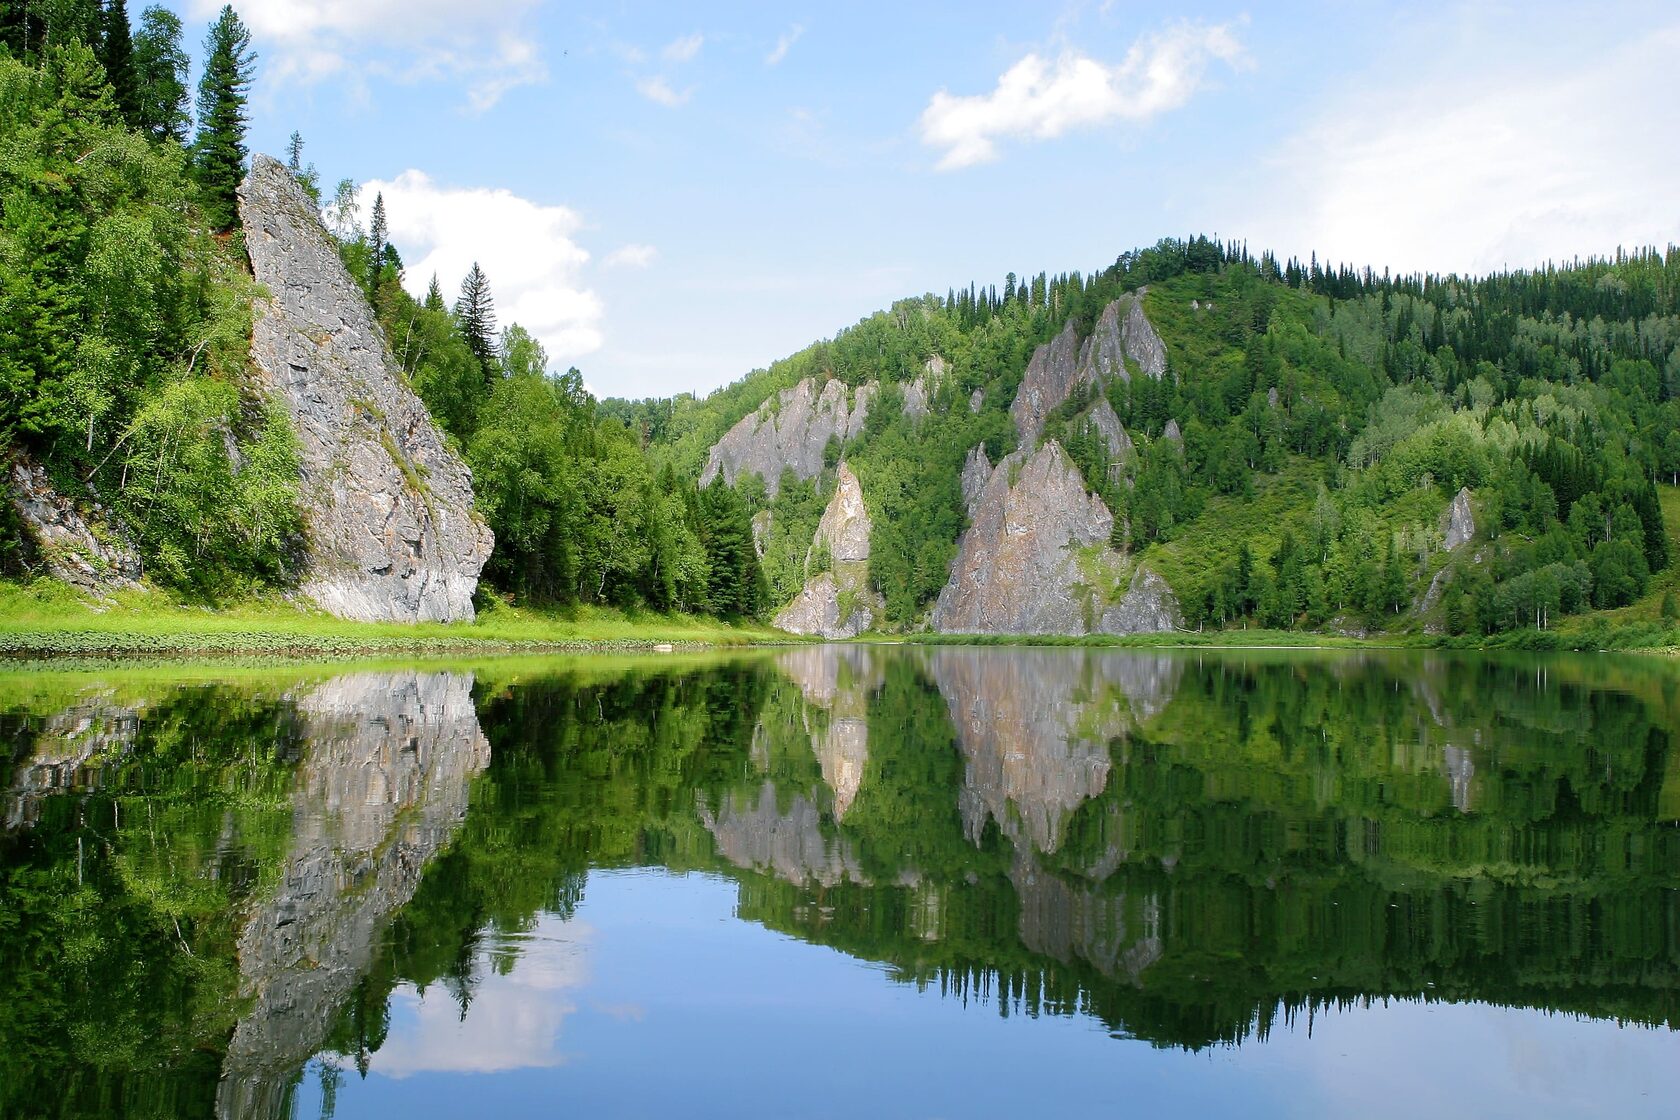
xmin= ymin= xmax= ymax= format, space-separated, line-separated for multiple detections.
xmin=131 ymin=4 xmax=189 ymax=143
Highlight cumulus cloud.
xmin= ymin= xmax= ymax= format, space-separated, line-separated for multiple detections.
xmin=919 ymin=20 xmax=1246 ymax=170
xmin=189 ymin=0 xmax=546 ymax=110
xmin=365 ymin=170 xmax=605 ymax=363
xmin=766 ymin=24 xmax=803 ymax=66
xmin=636 ymin=75 xmax=692 ymax=107
xmin=662 ymin=33 xmax=704 ymax=63
xmin=1228 ymin=23 xmax=1680 ymax=274
xmin=604 ymin=244 xmax=659 ymax=269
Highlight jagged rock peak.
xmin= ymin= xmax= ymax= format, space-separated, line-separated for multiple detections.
xmin=1011 ymin=318 xmax=1086 ymax=443
xmin=1442 ymin=487 xmax=1475 ymax=550
xmin=932 ymin=441 xmax=1113 ymax=634
xmin=960 ymin=445 xmax=994 ymax=513
xmin=1081 ymin=289 xmax=1167 ymax=384
xmin=815 ymin=462 xmax=871 ymax=563
xmin=700 ymin=377 xmax=873 ymax=496
xmin=1085 ymin=398 xmax=1133 ymax=463
xmin=239 ymin=154 xmax=492 ymax=622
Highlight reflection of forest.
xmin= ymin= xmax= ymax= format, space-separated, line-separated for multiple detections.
xmin=2 ymin=648 xmax=1678 ymax=1114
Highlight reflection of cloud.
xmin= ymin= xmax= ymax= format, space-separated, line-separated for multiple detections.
xmin=369 ymin=919 xmax=593 ymax=1079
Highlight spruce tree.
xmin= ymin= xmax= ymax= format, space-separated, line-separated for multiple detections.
xmin=455 ymin=263 xmax=498 ymax=376
xmin=98 ymin=0 xmax=138 ymax=126
xmin=132 ymin=4 xmax=189 ymax=142
xmin=424 ymin=274 xmax=445 ymax=313
xmin=192 ymin=4 xmax=254 ymax=231
xmin=368 ymin=192 xmax=388 ymax=294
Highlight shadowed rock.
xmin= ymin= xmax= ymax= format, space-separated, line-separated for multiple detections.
xmin=239 ymin=155 xmax=492 ymax=622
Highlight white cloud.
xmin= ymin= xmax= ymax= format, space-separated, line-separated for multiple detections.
xmin=919 ymin=20 xmax=1246 ymax=170
xmin=365 ymin=169 xmax=605 ymax=364
xmin=662 ymin=32 xmax=704 ymax=63
xmin=1228 ymin=23 xmax=1680 ymax=275
xmin=636 ymin=75 xmax=692 ymax=107
xmin=190 ymin=0 xmax=546 ymax=110
xmin=604 ymin=243 xmax=659 ymax=269
xmin=766 ymin=24 xmax=804 ymax=66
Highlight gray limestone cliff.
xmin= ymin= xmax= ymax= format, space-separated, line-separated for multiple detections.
xmin=931 ymin=441 xmax=1180 ymax=635
xmin=239 ymin=154 xmax=492 ymax=622
xmin=6 ymin=456 xmax=142 ymax=595
xmin=700 ymin=377 xmax=873 ymax=495
xmin=217 ymin=670 xmax=490 ymax=1115
xmin=773 ymin=462 xmax=882 ymax=638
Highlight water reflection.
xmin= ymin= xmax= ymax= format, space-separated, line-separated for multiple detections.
xmin=1 ymin=647 xmax=1677 ymax=1116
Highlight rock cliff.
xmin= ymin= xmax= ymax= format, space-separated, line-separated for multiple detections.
xmin=1010 ymin=291 xmax=1166 ymax=444
xmin=772 ymin=462 xmax=882 ymax=638
xmin=931 ymin=441 xmax=1180 ymax=635
xmin=700 ymin=377 xmax=873 ymax=495
xmin=1442 ymin=487 xmax=1475 ymax=550
xmin=239 ymin=154 xmax=492 ymax=622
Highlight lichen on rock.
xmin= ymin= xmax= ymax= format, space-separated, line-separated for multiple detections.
xmin=239 ymin=154 xmax=491 ymax=622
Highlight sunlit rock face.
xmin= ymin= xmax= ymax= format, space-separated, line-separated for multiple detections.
xmin=240 ymin=155 xmax=492 ymax=622
xmin=1442 ymin=487 xmax=1476 ymax=550
xmin=699 ymin=377 xmax=874 ymax=496
xmin=217 ymin=671 xmax=489 ymax=1116
xmin=1009 ymin=291 xmax=1165 ymax=445
xmin=774 ymin=646 xmax=884 ymax=820
xmin=700 ymin=782 xmax=865 ymax=887
xmin=773 ymin=463 xmax=883 ymax=639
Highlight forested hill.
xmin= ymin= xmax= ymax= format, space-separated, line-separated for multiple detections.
xmin=608 ymin=237 xmax=1680 ymax=642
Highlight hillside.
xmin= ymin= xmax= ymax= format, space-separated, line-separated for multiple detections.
xmin=614 ymin=238 xmax=1680 ymax=643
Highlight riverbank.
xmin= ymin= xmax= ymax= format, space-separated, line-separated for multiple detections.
xmin=0 ymin=581 xmax=792 ymax=659
xmin=893 ymin=621 xmax=1680 ymax=654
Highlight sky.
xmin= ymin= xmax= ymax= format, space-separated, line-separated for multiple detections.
xmin=165 ymin=1 xmax=1680 ymax=400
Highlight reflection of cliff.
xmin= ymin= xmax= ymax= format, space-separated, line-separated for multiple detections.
xmin=3 ymin=695 xmax=141 ymax=829
xmin=216 ymin=672 xmax=490 ymax=1118
xmin=923 ymin=648 xmax=1181 ymax=854
xmin=700 ymin=781 xmax=865 ymax=887
xmin=774 ymin=646 xmax=883 ymax=820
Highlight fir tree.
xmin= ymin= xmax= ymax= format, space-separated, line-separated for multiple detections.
xmin=191 ymin=4 xmax=254 ymax=231
xmin=368 ymin=192 xmax=387 ymax=294
xmin=455 ymin=263 xmax=498 ymax=375
xmin=98 ymin=0 xmax=138 ymax=126
xmin=424 ymin=274 xmax=445 ymax=313
xmin=132 ymin=4 xmax=189 ymax=142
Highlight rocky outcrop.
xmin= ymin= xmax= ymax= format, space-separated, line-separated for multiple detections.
xmin=1085 ymin=398 xmax=1133 ymax=463
xmin=6 ymin=456 xmax=142 ymax=594
xmin=773 ymin=463 xmax=882 ymax=638
xmin=1010 ymin=291 xmax=1166 ymax=444
xmin=933 ymin=443 xmax=1108 ymax=634
xmin=218 ymin=671 xmax=489 ymax=1114
xmin=932 ymin=442 xmax=1179 ymax=635
xmin=239 ymin=154 xmax=492 ymax=622
xmin=700 ymin=378 xmax=873 ymax=495
xmin=1161 ymin=418 xmax=1183 ymax=444
xmin=1442 ymin=487 xmax=1475 ymax=550
xmin=1098 ymin=565 xmax=1182 ymax=635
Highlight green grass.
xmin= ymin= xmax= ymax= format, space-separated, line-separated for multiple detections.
xmin=1137 ymin=456 xmax=1323 ymax=593
xmin=0 ymin=579 xmax=795 ymax=658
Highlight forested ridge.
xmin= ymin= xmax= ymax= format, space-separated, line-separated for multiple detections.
xmin=613 ymin=236 xmax=1680 ymax=641
xmin=4 ymin=2 xmax=1679 ymax=642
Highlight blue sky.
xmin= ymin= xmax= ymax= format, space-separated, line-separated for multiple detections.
xmin=166 ymin=1 xmax=1679 ymax=399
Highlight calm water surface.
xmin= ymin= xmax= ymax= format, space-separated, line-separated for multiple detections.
xmin=2 ymin=647 xmax=1678 ymax=1118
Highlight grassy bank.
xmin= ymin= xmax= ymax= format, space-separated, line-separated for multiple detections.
xmin=0 ymin=581 xmax=793 ymax=658
xmin=895 ymin=624 xmax=1680 ymax=654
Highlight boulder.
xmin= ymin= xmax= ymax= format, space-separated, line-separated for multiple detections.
xmin=700 ymin=377 xmax=873 ymax=496
xmin=239 ymin=155 xmax=492 ymax=622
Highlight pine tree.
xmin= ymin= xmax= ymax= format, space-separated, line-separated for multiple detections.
xmin=455 ymin=263 xmax=498 ymax=376
xmin=132 ymin=4 xmax=189 ymax=142
xmin=192 ymin=4 xmax=255 ymax=231
xmin=98 ymin=0 xmax=138 ymax=126
xmin=424 ymin=274 xmax=445 ymax=313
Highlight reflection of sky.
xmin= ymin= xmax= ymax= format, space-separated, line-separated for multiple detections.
xmin=302 ymin=869 xmax=1680 ymax=1119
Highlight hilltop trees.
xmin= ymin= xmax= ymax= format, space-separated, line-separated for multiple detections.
xmin=455 ymin=263 xmax=498 ymax=376
xmin=192 ymin=3 xmax=253 ymax=231
xmin=133 ymin=4 xmax=189 ymax=143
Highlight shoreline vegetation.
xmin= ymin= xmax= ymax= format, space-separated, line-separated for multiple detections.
xmin=3 ymin=577 xmax=1676 ymax=661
